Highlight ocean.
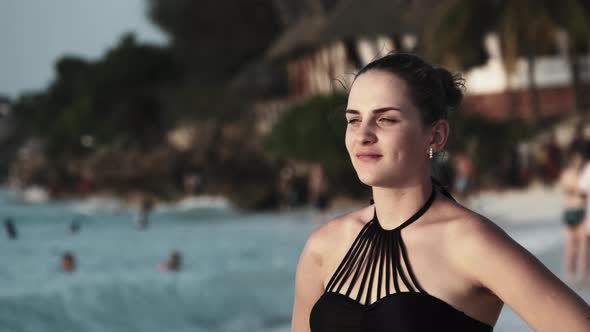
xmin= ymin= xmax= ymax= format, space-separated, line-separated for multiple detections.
xmin=0 ymin=188 xmax=588 ymax=332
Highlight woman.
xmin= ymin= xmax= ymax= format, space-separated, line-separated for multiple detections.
xmin=291 ymin=53 xmax=590 ymax=331
xmin=558 ymin=151 xmax=587 ymax=283
xmin=577 ymin=142 xmax=590 ymax=282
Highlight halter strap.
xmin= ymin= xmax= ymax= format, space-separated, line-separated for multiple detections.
xmin=325 ymin=183 xmax=438 ymax=305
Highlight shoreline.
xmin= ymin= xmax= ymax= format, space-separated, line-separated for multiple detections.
xmin=9 ymin=181 xmax=563 ymax=226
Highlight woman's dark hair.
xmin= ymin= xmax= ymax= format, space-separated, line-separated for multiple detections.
xmin=355 ymin=53 xmax=464 ymax=126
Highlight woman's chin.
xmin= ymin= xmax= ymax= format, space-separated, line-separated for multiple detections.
xmin=357 ymin=173 xmax=413 ymax=188
xmin=357 ymin=175 xmax=390 ymax=188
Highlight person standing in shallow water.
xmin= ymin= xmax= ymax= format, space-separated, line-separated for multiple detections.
xmin=291 ymin=53 xmax=590 ymax=332
xmin=577 ymin=142 xmax=590 ymax=282
xmin=4 ymin=217 xmax=17 ymax=239
xmin=135 ymin=198 xmax=153 ymax=230
xmin=69 ymin=217 xmax=81 ymax=234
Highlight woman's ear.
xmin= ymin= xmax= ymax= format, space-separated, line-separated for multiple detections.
xmin=430 ymin=120 xmax=450 ymax=152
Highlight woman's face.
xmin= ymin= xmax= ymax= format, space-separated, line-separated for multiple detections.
xmin=345 ymin=70 xmax=433 ymax=188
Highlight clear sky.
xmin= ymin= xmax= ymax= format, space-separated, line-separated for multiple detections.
xmin=0 ymin=0 xmax=168 ymax=99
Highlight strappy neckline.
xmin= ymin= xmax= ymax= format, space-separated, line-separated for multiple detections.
xmin=323 ymin=184 xmax=439 ymax=306
xmin=310 ymin=181 xmax=495 ymax=332
xmin=372 ymin=184 xmax=437 ymax=232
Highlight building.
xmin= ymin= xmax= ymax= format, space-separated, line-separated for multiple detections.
xmin=254 ymin=0 xmax=590 ymax=134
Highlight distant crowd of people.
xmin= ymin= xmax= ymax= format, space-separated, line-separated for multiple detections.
xmin=274 ymin=163 xmax=331 ymax=223
xmin=501 ymin=126 xmax=585 ymax=189
xmin=270 ymin=128 xmax=580 ymax=216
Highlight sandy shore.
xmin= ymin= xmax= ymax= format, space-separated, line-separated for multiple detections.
xmin=469 ymin=184 xmax=562 ymax=225
xmin=331 ymin=183 xmax=564 ymax=226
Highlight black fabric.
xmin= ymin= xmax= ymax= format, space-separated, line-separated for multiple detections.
xmin=309 ymin=183 xmax=493 ymax=332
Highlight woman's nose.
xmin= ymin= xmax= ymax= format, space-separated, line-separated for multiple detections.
xmin=358 ymin=123 xmax=377 ymax=145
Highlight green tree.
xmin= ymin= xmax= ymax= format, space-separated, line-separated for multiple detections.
xmin=148 ymin=0 xmax=283 ymax=120
xmin=545 ymin=1 xmax=590 ymax=112
xmin=148 ymin=0 xmax=280 ymax=81
xmin=14 ymin=33 xmax=183 ymax=155
xmin=264 ymin=94 xmax=365 ymax=196
xmin=148 ymin=0 xmax=281 ymax=184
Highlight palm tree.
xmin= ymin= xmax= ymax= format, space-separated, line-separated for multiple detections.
xmin=546 ymin=0 xmax=590 ymax=112
xmin=422 ymin=1 xmax=496 ymax=72
xmin=424 ymin=0 xmax=590 ymax=122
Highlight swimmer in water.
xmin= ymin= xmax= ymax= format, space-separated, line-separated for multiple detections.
xmin=61 ymin=252 xmax=76 ymax=272
xmin=160 ymin=251 xmax=182 ymax=272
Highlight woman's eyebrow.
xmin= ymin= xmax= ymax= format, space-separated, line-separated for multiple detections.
xmin=345 ymin=107 xmax=402 ymax=115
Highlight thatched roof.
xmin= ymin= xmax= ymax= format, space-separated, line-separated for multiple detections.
xmin=267 ymin=16 xmax=326 ymax=60
xmin=320 ymin=0 xmax=414 ymax=41
xmin=267 ymin=0 xmax=443 ymax=60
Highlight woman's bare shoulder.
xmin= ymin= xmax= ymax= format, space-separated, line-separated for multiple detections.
xmin=438 ymin=202 xmax=523 ymax=269
xmin=438 ymin=202 xmax=590 ymax=331
xmin=303 ymin=206 xmax=373 ymax=266
xmin=435 ymin=201 xmax=506 ymax=252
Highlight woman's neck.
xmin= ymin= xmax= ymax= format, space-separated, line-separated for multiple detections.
xmin=372 ymin=176 xmax=433 ymax=230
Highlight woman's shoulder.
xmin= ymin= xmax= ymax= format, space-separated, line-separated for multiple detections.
xmin=559 ymin=166 xmax=579 ymax=184
xmin=302 ymin=206 xmax=373 ymax=266
xmin=433 ymin=200 xmax=504 ymax=251
xmin=436 ymin=201 xmax=517 ymax=266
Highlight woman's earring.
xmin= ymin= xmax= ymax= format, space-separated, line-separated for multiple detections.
xmin=429 ymin=147 xmax=433 ymax=159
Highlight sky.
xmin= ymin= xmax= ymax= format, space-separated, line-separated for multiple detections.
xmin=0 ymin=0 xmax=168 ymax=99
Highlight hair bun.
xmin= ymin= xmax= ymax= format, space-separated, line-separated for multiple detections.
xmin=434 ymin=67 xmax=464 ymax=111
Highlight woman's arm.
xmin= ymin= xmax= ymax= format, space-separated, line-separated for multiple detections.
xmin=578 ymin=165 xmax=590 ymax=194
xmin=456 ymin=217 xmax=590 ymax=331
xmin=292 ymin=233 xmax=326 ymax=332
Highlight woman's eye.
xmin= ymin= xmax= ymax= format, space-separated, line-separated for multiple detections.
xmin=347 ymin=118 xmax=361 ymax=124
xmin=378 ymin=118 xmax=398 ymax=123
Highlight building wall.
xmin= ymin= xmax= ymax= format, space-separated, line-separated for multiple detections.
xmin=257 ymin=33 xmax=590 ymax=136
xmin=464 ymin=34 xmax=590 ymax=94
xmin=287 ymin=41 xmax=353 ymax=97
xmin=463 ymin=85 xmax=578 ymax=121
xmin=299 ymin=33 xmax=589 ymax=115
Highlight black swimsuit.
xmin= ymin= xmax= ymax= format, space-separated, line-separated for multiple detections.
xmin=310 ymin=186 xmax=494 ymax=331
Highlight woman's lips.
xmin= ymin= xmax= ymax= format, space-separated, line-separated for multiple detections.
xmin=356 ymin=153 xmax=382 ymax=161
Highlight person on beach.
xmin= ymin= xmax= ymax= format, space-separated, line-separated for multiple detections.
xmin=542 ymin=132 xmax=563 ymax=185
xmin=308 ymin=163 xmax=330 ymax=223
xmin=291 ymin=53 xmax=590 ymax=332
xmin=577 ymin=142 xmax=590 ymax=281
xmin=558 ymin=151 xmax=587 ymax=283
xmin=277 ymin=166 xmax=295 ymax=211
xmin=568 ymin=124 xmax=586 ymax=155
xmin=452 ymin=150 xmax=474 ymax=203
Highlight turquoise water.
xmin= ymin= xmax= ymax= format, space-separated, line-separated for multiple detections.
xmin=0 ymin=189 xmax=588 ymax=332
